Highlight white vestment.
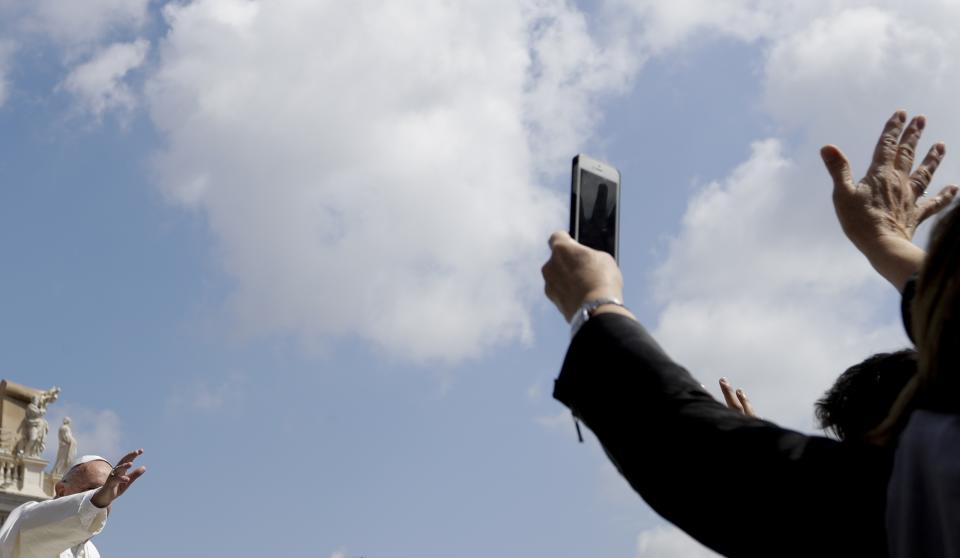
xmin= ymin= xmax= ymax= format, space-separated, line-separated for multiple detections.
xmin=0 ymin=489 xmax=107 ymax=558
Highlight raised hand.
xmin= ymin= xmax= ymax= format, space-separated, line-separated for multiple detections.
xmin=821 ymin=110 xmax=958 ymax=290
xmin=92 ymin=449 xmax=146 ymax=509
xmin=719 ymin=378 xmax=757 ymax=418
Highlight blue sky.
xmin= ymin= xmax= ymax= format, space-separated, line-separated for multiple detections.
xmin=3 ymin=1 xmax=959 ymax=556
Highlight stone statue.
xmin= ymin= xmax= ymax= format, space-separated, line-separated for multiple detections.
xmin=13 ymin=386 xmax=60 ymax=459
xmin=51 ymin=417 xmax=77 ymax=477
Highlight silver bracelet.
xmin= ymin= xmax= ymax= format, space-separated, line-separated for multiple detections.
xmin=570 ymin=297 xmax=625 ymax=338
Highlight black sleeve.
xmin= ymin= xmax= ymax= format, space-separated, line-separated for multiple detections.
xmin=553 ymin=313 xmax=891 ymax=558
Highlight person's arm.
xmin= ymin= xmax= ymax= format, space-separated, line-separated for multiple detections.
xmin=821 ymin=110 xmax=958 ymax=292
xmin=554 ymin=313 xmax=891 ymax=558
xmin=12 ymin=490 xmax=108 ymax=557
xmin=542 ymin=234 xmax=890 ymax=557
xmin=4 ymin=448 xmax=146 ymax=558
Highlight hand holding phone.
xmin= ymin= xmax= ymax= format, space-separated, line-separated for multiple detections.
xmin=570 ymin=154 xmax=621 ymax=262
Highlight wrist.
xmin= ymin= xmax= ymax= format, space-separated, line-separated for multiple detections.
xmin=857 ymin=232 xmax=913 ymax=254
xmin=859 ymin=235 xmax=925 ymax=292
xmin=91 ymin=489 xmax=109 ymax=508
xmin=578 ymin=288 xmax=623 ymax=309
xmin=570 ymin=296 xmax=631 ymax=337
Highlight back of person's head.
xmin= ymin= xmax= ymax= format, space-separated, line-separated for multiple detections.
xmin=815 ymin=349 xmax=917 ymax=440
xmin=873 ymin=202 xmax=960 ymax=444
xmin=816 ymin=350 xmax=917 ymax=441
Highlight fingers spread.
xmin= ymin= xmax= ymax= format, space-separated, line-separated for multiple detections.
xmin=719 ymin=378 xmax=744 ymax=413
xmin=820 ymin=145 xmax=854 ymax=195
xmin=895 ymin=115 xmax=926 ymax=172
xmin=918 ymin=185 xmax=960 ymax=224
xmin=910 ymin=143 xmax=946 ymax=196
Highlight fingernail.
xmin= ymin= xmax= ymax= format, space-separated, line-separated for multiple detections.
xmin=937 ymin=143 xmax=946 ymax=155
xmin=720 ymin=377 xmax=728 ymax=384
xmin=736 ymin=389 xmax=744 ymax=396
xmin=897 ymin=110 xmax=907 ymax=122
xmin=917 ymin=116 xmax=926 ymax=130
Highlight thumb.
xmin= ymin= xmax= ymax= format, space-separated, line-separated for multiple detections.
xmin=548 ymin=230 xmax=574 ymax=249
xmin=821 ymin=145 xmax=855 ymax=195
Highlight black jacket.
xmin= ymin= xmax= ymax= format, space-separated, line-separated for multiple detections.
xmin=553 ymin=313 xmax=892 ymax=558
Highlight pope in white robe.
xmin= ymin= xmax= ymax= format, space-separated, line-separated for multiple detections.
xmin=0 ymin=450 xmax=146 ymax=558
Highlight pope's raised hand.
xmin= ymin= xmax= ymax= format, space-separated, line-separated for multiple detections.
xmin=92 ymin=449 xmax=146 ymax=509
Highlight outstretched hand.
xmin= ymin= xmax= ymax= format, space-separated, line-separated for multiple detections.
xmin=821 ymin=110 xmax=958 ymax=290
xmin=92 ymin=449 xmax=146 ymax=509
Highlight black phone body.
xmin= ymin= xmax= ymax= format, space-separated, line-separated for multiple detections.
xmin=570 ymin=154 xmax=621 ymax=262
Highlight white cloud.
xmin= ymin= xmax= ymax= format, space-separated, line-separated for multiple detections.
xmin=0 ymin=40 xmax=14 ymax=107
xmin=636 ymin=525 xmax=721 ymax=558
xmin=654 ymin=140 xmax=873 ymax=302
xmin=0 ymin=0 xmax=150 ymax=119
xmin=606 ymin=0 xmax=960 ymax=159
xmin=645 ymin=1 xmax=960 ymax=430
xmin=44 ymin=405 xmax=123 ymax=463
xmin=763 ymin=7 xmax=954 ymax=141
xmin=329 ymin=549 xmax=347 ymax=558
xmin=608 ymin=0 xmax=778 ymax=50
xmin=146 ymin=0 xmax=637 ymax=362
xmin=523 ymin=0 xmax=639 ymax=172
xmin=3 ymin=0 xmax=150 ymax=47
xmin=653 ymin=139 xmax=908 ymax=430
xmin=61 ymin=39 xmax=149 ymax=119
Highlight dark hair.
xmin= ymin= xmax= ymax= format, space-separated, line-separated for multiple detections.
xmin=872 ymin=202 xmax=960 ymax=444
xmin=815 ymin=350 xmax=917 ymax=441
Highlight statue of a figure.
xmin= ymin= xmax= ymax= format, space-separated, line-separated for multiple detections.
xmin=51 ymin=417 xmax=77 ymax=477
xmin=13 ymin=387 xmax=60 ymax=459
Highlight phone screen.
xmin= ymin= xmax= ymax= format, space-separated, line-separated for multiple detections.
xmin=576 ymin=168 xmax=619 ymax=260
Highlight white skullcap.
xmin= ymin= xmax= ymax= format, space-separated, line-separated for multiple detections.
xmin=70 ymin=455 xmax=112 ymax=469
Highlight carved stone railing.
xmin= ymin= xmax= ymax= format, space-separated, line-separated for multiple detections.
xmin=0 ymin=456 xmax=23 ymax=487
xmin=0 ymin=428 xmax=14 ymax=456
xmin=0 ymin=381 xmax=58 ymax=517
xmin=0 ymin=451 xmax=50 ymax=500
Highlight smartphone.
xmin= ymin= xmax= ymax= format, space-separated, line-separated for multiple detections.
xmin=570 ymin=154 xmax=621 ymax=262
